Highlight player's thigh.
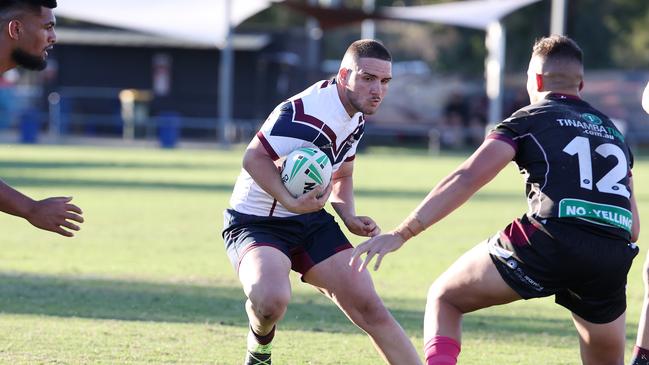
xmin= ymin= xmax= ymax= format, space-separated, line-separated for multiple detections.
xmin=239 ymin=246 xmax=292 ymax=303
xmin=430 ymin=240 xmax=521 ymax=313
xmin=572 ymin=311 xmax=626 ymax=363
xmin=302 ymin=248 xmax=381 ymax=308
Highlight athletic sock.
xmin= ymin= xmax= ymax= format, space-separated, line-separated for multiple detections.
xmin=247 ymin=325 xmax=275 ymax=353
xmin=424 ymin=335 xmax=461 ymax=365
xmin=631 ymin=346 xmax=649 ymax=365
xmin=245 ymin=326 xmax=275 ymax=365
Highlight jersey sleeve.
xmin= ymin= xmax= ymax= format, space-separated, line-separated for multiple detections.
xmin=486 ymin=111 xmax=531 ymax=153
xmin=256 ymin=101 xmax=320 ymax=161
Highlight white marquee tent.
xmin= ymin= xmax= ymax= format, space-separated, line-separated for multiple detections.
xmin=55 ymin=0 xmax=542 ymax=141
xmin=55 ymin=0 xmax=281 ymax=48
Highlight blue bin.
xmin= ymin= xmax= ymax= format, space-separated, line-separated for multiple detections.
xmin=158 ymin=112 xmax=180 ymax=149
xmin=20 ymin=109 xmax=40 ymax=144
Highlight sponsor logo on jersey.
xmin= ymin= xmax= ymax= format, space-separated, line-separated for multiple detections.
xmin=558 ymin=198 xmax=633 ymax=232
xmin=555 ymin=117 xmax=624 ymax=142
xmin=581 ymin=113 xmax=603 ymax=125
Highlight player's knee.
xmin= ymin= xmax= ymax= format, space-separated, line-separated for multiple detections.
xmin=426 ymin=280 xmax=463 ymax=314
xmin=582 ymin=346 xmax=623 ymax=365
xmin=250 ymin=290 xmax=290 ymax=321
xmin=427 ymin=280 xmax=451 ymax=305
xmin=581 ymin=334 xmax=624 ymax=365
xmin=349 ymin=295 xmax=392 ymax=330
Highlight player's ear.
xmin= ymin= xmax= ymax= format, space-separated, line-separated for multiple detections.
xmin=8 ymin=20 xmax=22 ymax=40
xmin=579 ymin=80 xmax=584 ymax=91
xmin=535 ymin=74 xmax=544 ymax=92
xmin=338 ymin=68 xmax=345 ymax=83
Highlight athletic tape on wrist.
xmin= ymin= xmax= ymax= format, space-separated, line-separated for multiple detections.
xmin=395 ymin=212 xmax=426 ymax=241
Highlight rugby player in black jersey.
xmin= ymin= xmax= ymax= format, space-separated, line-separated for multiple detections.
xmin=351 ymin=35 xmax=640 ymax=365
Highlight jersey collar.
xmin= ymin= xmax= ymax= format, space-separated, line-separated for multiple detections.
xmin=546 ymin=92 xmax=581 ymax=101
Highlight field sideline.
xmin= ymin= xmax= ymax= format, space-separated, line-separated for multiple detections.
xmin=0 ymin=144 xmax=647 ymax=364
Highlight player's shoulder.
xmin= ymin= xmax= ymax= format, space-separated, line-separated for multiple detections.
xmin=288 ymin=79 xmax=336 ymax=102
xmin=504 ymin=96 xmax=579 ymax=124
xmin=265 ymin=99 xmax=294 ymax=123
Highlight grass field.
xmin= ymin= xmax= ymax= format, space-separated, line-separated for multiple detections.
xmin=0 ymin=143 xmax=647 ymax=364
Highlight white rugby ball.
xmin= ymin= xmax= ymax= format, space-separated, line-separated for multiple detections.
xmin=281 ymin=147 xmax=332 ymax=197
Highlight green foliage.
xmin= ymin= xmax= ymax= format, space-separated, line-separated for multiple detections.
xmin=0 ymin=144 xmax=647 ymax=364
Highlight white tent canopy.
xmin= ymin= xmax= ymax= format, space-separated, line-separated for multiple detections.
xmin=381 ymin=0 xmax=540 ymax=31
xmin=382 ymin=0 xmax=541 ymax=123
xmin=55 ymin=0 xmax=280 ymax=49
xmin=55 ymin=0 xmax=281 ymax=143
xmin=54 ymin=0 xmax=542 ymax=140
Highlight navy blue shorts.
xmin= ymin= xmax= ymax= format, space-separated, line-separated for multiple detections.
xmin=488 ymin=215 xmax=638 ymax=324
xmin=222 ymin=209 xmax=353 ymax=276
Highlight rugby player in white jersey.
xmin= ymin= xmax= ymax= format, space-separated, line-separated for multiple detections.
xmin=223 ymin=40 xmax=421 ymax=365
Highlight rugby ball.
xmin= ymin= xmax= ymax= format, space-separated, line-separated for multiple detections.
xmin=281 ymin=148 xmax=332 ymax=197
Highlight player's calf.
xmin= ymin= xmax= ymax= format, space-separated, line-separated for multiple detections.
xmin=424 ymin=336 xmax=460 ymax=365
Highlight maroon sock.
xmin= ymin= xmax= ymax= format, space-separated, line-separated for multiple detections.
xmin=631 ymin=346 xmax=649 ymax=365
xmin=424 ymin=336 xmax=461 ymax=365
xmin=251 ymin=325 xmax=275 ymax=346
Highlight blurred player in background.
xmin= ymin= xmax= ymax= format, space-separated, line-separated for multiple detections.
xmin=0 ymin=0 xmax=83 ymax=237
xmin=351 ymin=35 xmax=640 ymax=365
xmin=642 ymin=81 xmax=649 ymax=114
xmin=628 ymin=80 xmax=649 ymax=365
xmin=222 ymin=39 xmax=421 ymax=365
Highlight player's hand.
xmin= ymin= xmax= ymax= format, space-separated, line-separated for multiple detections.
xmin=343 ymin=215 xmax=380 ymax=237
xmin=349 ymin=231 xmax=406 ymax=272
xmin=26 ymin=196 xmax=84 ymax=237
xmin=284 ymin=183 xmax=332 ymax=214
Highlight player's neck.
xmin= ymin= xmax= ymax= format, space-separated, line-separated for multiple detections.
xmin=335 ymin=82 xmax=358 ymax=118
xmin=0 ymin=45 xmax=16 ymax=74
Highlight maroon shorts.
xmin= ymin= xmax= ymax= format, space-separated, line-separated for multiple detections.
xmin=222 ymin=208 xmax=352 ymax=276
xmin=489 ymin=214 xmax=638 ymax=324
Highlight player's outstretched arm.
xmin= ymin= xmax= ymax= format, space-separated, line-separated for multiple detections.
xmin=0 ymin=179 xmax=84 ymax=237
xmin=243 ymin=137 xmax=331 ymax=214
xmin=330 ymin=160 xmax=380 ymax=237
xmin=350 ymin=138 xmax=516 ymax=272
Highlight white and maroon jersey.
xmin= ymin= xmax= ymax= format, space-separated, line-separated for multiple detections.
xmin=230 ymin=79 xmax=365 ymax=217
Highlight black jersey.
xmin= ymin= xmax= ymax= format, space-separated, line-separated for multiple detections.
xmin=488 ymin=93 xmax=634 ymax=240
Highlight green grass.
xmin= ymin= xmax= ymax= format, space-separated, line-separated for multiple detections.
xmin=0 ymin=143 xmax=647 ymax=364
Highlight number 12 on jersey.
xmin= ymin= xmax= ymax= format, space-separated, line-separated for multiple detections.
xmin=563 ymin=136 xmax=630 ymax=198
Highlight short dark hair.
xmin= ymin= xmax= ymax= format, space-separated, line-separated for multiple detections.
xmin=0 ymin=0 xmax=56 ymax=15
xmin=532 ymin=35 xmax=583 ymax=64
xmin=346 ymin=39 xmax=392 ymax=62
